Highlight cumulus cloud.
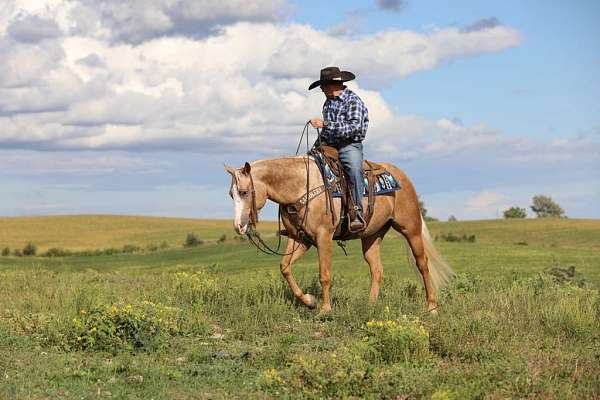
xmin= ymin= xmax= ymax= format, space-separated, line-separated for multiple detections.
xmin=0 ymin=11 xmax=524 ymax=153
xmin=1 ymin=1 xmax=583 ymax=169
xmin=62 ymin=0 xmax=286 ymax=43
xmin=7 ymin=14 xmax=62 ymax=42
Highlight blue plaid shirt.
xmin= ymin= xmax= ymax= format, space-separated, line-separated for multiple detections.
xmin=321 ymin=88 xmax=369 ymax=145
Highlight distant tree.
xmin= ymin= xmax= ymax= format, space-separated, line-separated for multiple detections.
xmin=418 ymin=196 xmax=439 ymax=221
xmin=1 ymin=247 xmax=9 ymax=256
xmin=418 ymin=197 xmax=427 ymax=219
xmin=530 ymin=195 xmax=565 ymax=218
xmin=448 ymin=215 xmax=457 ymax=222
xmin=184 ymin=233 xmax=203 ymax=247
xmin=23 ymin=242 xmax=37 ymax=256
xmin=503 ymin=206 xmax=527 ymax=219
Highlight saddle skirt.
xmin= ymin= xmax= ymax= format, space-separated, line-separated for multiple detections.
xmin=311 ymin=149 xmax=401 ymax=197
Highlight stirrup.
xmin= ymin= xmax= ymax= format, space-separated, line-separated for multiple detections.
xmin=348 ymin=207 xmax=366 ymax=233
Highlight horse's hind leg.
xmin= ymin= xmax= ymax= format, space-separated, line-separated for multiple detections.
xmin=361 ymin=226 xmax=390 ymax=304
xmin=392 ymin=222 xmax=437 ymax=312
xmin=280 ymin=238 xmax=315 ymax=308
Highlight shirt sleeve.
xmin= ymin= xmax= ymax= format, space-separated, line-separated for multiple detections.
xmin=323 ymin=98 xmax=365 ymax=141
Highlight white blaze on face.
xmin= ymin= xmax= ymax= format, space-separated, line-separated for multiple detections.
xmin=230 ymin=174 xmax=248 ymax=234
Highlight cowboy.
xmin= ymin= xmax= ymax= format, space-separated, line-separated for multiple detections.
xmin=309 ymin=66 xmax=369 ymax=232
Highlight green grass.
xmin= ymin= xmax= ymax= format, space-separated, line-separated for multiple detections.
xmin=0 ymin=216 xmax=599 ymax=399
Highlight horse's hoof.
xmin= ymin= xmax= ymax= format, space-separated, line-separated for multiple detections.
xmin=303 ymin=294 xmax=317 ymax=309
xmin=317 ymin=308 xmax=333 ymax=320
xmin=428 ymin=304 xmax=439 ymax=316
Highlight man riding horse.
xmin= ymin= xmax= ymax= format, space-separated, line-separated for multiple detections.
xmin=309 ymin=67 xmax=369 ymax=233
xmin=224 ymin=66 xmax=453 ymax=315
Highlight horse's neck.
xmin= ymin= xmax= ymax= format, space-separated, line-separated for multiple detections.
xmin=253 ymin=157 xmax=316 ymax=205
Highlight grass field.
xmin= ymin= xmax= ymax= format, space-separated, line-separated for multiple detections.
xmin=0 ymin=215 xmax=273 ymax=252
xmin=0 ymin=216 xmax=599 ymax=399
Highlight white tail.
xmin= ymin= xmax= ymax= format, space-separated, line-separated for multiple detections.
xmin=407 ymin=218 xmax=455 ymax=292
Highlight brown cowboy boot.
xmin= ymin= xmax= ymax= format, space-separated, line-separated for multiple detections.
xmin=349 ymin=206 xmax=365 ymax=233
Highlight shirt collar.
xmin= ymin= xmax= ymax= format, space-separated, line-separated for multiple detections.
xmin=337 ymin=88 xmax=350 ymax=101
xmin=329 ymin=87 xmax=350 ymax=102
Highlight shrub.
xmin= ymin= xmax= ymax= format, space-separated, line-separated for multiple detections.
xmin=22 ymin=242 xmax=37 ymax=256
xmin=146 ymin=243 xmax=158 ymax=252
xmin=159 ymin=241 xmax=169 ymax=249
xmin=503 ymin=206 xmax=527 ymax=219
xmin=43 ymin=247 xmax=73 ymax=257
xmin=447 ymin=215 xmax=457 ymax=222
xmin=363 ymin=316 xmax=430 ymax=363
xmin=13 ymin=249 xmax=23 ymax=257
xmin=1 ymin=247 xmax=10 ymax=256
xmin=435 ymin=233 xmax=476 ymax=243
xmin=184 ymin=233 xmax=203 ymax=247
xmin=69 ymin=300 xmax=181 ymax=352
xmin=543 ymin=265 xmax=587 ymax=288
xmin=441 ymin=273 xmax=481 ymax=300
xmin=217 ymin=234 xmax=227 ymax=244
xmin=122 ymin=244 xmax=142 ymax=253
xmin=261 ymin=345 xmax=370 ymax=398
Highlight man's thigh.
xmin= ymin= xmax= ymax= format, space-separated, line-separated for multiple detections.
xmin=338 ymin=142 xmax=363 ymax=170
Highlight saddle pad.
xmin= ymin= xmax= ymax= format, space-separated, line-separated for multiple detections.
xmin=321 ymin=160 xmax=401 ymax=197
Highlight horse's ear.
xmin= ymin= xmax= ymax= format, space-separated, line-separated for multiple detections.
xmin=224 ymin=165 xmax=236 ymax=176
xmin=242 ymin=162 xmax=251 ymax=175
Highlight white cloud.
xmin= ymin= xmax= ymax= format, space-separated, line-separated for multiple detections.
xmin=0 ymin=150 xmax=174 ymax=176
xmin=466 ymin=191 xmax=508 ymax=209
xmin=0 ymin=5 xmax=525 ymax=154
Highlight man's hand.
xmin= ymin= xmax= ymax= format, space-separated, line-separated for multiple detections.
xmin=309 ymin=118 xmax=324 ymax=129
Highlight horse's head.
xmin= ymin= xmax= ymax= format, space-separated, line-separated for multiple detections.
xmin=225 ymin=162 xmax=264 ymax=235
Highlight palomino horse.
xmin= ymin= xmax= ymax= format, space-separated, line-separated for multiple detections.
xmin=225 ymin=156 xmax=453 ymax=314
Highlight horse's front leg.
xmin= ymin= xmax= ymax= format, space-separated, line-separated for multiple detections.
xmin=280 ymin=238 xmax=315 ymax=308
xmin=316 ymin=235 xmax=333 ymax=314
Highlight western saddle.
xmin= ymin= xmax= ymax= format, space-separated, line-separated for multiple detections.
xmin=280 ymin=144 xmax=389 ymax=243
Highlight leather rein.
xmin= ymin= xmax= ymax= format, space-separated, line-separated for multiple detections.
xmin=243 ymin=122 xmax=320 ymax=256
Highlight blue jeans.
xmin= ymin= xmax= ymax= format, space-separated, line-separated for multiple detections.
xmin=336 ymin=141 xmax=364 ymax=213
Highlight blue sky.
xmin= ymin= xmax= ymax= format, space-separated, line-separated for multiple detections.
xmin=292 ymin=0 xmax=600 ymax=140
xmin=0 ymin=0 xmax=598 ymax=221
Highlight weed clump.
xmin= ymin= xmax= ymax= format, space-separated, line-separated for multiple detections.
xmin=170 ymin=271 xmax=218 ymax=306
xmin=363 ymin=317 xmax=430 ymax=363
xmin=435 ymin=233 xmax=476 ymax=243
xmin=69 ymin=301 xmax=181 ymax=352
xmin=261 ymin=346 xmax=369 ymax=399
xmin=543 ymin=265 xmax=587 ymax=288
xmin=184 ymin=233 xmax=203 ymax=247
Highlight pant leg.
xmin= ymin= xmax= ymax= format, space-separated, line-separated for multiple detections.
xmin=337 ymin=141 xmax=364 ymax=212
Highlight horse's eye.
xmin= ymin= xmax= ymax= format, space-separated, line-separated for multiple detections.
xmin=239 ymin=190 xmax=248 ymax=197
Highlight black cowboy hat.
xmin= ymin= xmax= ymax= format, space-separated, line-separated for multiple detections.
xmin=308 ymin=66 xmax=356 ymax=90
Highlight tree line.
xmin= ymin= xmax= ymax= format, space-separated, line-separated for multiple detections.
xmin=418 ymin=194 xmax=566 ymax=221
